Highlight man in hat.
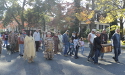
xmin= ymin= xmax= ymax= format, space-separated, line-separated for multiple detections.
xmin=87 ymin=29 xmax=96 ymax=61
xmin=63 ymin=30 xmax=69 ymax=56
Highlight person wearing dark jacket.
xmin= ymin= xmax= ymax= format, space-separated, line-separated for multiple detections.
xmin=93 ymin=31 xmax=102 ymax=65
xmin=111 ymin=29 xmax=121 ymax=63
xmin=63 ymin=30 xmax=69 ymax=56
xmin=100 ymin=29 xmax=108 ymax=60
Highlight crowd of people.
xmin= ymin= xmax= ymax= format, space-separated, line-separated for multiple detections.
xmin=0 ymin=28 xmax=121 ymax=64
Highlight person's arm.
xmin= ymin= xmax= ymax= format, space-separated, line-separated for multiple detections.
xmin=105 ymin=34 xmax=108 ymax=43
xmin=62 ymin=34 xmax=65 ymax=44
xmin=33 ymin=32 xmax=35 ymax=39
xmin=87 ymin=33 xmax=92 ymax=44
xmin=111 ymin=34 xmax=115 ymax=46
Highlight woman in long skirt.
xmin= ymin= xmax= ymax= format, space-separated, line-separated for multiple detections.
xmin=23 ymin=31 xmax=36 ymax=63
xmin=53 ymin=32 xmax=59 ymax=54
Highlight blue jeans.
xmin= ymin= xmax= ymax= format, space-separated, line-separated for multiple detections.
xmin=114 ymin=47 xmax=121 ymax=61
xmin=100 ymin=52 xmax=104 ymax=59
xmin=64 ymin=43 xmax=69 ymax=55
xmin=93 ymin=49 xmax=101 ymax=63
xmin=88 ymin=44 xmax=94 ymax=58
xmin=19 ymin=44 xmax=24 ymax=55
xmin=80 ymin=46 xmax=84 ymax=54
xmin=67 ymin=47 xmax=75 ymax=55
xmin=4 ymin=40 xmax=8 ymax=46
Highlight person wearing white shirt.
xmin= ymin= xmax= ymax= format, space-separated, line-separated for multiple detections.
xmin=87 ymin=29 xmax=96 ymax=61
xmin=33 ymin=29 xmax=40 ymax=52
xmin=58 ymin=32 xmax=63 ymax=51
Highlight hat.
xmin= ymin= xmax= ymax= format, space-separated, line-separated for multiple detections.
xmin=96 ymin=31 xmax=101 ymax=34
xmin=47 ymin=32 xmax=51 ymax=35
xmin=92 ymin=29 xmax=96 ymax=32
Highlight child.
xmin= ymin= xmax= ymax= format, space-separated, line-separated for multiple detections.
xmin=67 ymin=39 xmax=75 ymax=56
xmin=79 ymin=37 xmax=84 ymax=55
xmin=0 ymin=37 xmax=3 ymax=55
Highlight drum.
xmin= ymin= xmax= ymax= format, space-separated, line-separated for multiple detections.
xmin=101 ymin=44 xmax=112 ymax=53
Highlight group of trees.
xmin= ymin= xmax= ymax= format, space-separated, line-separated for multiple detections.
xmin=0 ymin=0 xmax=125 ymax=37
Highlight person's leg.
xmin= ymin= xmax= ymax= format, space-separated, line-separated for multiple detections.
xmin=11 ymin=44 xmax=14 ymax=53
xmin=4 ymin=40 xmax=7 ymax=47
xmin=94 ymin=49 xmax=99 ymax=63
xmin=20 ymin=44 xmax=24 ymax=55
xmin=64 ymin=44 xmax=69 ymax=56
xmin=74 ymin=46 xmax=79 ymax=58
xmin=0 ymin=45 xmax=1 ymax=54
xmin=118 ymin=48 xmax=121 ymax=56
xmin=3 ymin=40 xmax=6 ymax=47
xmin=100 ymin=52 xmax=104 ymax=59
xmin=81 ymin=46 xmax=84 ymax=55
xmin=88 ymin=44 xmax=94 ymax=59
xmin=67 ymin=48 xmax=71 ymax=55
xmin=114 ymin=47 xmax=119 ymax=62
xmin=19 ymin=44 xmax=21 ymax=55
xmin=35 ymin=41 xmax=39 ymax=51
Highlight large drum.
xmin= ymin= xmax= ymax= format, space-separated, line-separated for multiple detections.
xmin=101 ymin=44 xmax=112 ymax=53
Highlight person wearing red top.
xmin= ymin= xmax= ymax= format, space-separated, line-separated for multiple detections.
xmin=18 ymin=32 xmax=24 ymax=56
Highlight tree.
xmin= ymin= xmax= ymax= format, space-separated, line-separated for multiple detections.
xmin=95 ymin=0 xmax=125 ymax=37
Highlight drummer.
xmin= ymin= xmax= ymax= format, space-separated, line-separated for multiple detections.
xmin=100 ymin=29 xmax=108 ymax=60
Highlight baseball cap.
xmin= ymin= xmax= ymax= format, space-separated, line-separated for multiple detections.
xmin=92 ymin=29 xmax=96 ymax=32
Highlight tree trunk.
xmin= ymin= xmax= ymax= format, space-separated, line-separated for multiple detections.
xmin=120 ymin=17 xmax=123 ymax=38
xmin=21 ymin=0 xmax=26 ymax=30
xmin=89 ymin=0 xmax=95 ymax=30
xmin=74 ymin=0 xmax=80 ymax=32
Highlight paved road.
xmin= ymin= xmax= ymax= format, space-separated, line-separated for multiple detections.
xmin=0 ymin=46 xmax=125 ymax=75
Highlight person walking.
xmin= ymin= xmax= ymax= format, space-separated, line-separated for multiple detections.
xmin=73 ymin=32 xmax=80 ymax=59
xmin=93 ymin=31 xmax=102 ymax=65
xmin=2 ymin=32 xmax=5 ymax=47
xmin=87 ymin=29 xmax=96 ymax=61
xmin=8 ymin=31 xmax=16 ymax=53
xmin=33 ymin=29 xmax=40 ymax=52
xmin=15 ymin=32 xmax=19 ymax=52
xmin=100 ymin=29 xmax=108 ymax=60
xmin=79 ymin=37 xmax=85 ymax=55
xmin=4 ymin=32 xmax=8 ymax=47
xmin=18 ymin=32 xmax=24 ymax=56
xmin=0 ymin=37 xmax=3 ymax=55
xmin=23 ymin=31 xmax=36 ymax=63
xmin=58 ymin=32 xmax=63 ymax=52
xmin=111 ymin=29 xmax=121 ymax=63
xmin=67 ymin=39 xmax=75 ymax=56
xmin=63 ymin=30 xmax=69 ymax=56
xmin=53 ymin=32 xmax=59 ymax=54
xmin=44 ymin=32 xmax=54 ymax=60
xmin=71 ymin=31 xmax=76 ymax=42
